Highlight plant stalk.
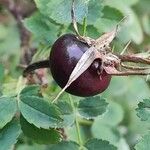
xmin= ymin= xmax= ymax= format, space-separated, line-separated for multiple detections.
xmin=117 ymin=54 xmax=150 ymax=65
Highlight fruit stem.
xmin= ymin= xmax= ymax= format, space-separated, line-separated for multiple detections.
xmin=23 ymin=60 xmax=49 ymax=77
xmin=69 ymin=94 xmax=83 ymax=147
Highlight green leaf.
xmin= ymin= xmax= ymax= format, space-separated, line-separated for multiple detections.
xmin=19 ymin=95 xmax=63 ymax=129
xmin=136 ymin=99 xmax=150 ymax=121
xmin=16 ymin=144 xmax=45 ymax=150
xmin=91 ymin=101 xmax=124 ymax=146
xmin=50 ymin=141 xmax=80 ymax=150
xmin=92 ymin=122 xmax=120 ymax=146
xmin=20 ymin=85 xmax=41 ymax=96
xmin=87 ymin=0 xmax=104 ymax=24
xmin=86 ymin=25 xmax=100 ymax=39
xmin=0 ymin=120 xmax=21 ymax=150
xmin=56 ymin=101 xmax=75 ymax=127
xmin=1 ymin=81 xmax=18 ymax=97
xmin=142 ymin=14 xmax=150 ymax=35
xmin=0 ymin=64 xmax=4 ymax=83
xmin=135 ymin=0 xmax=150 ymax=14
xmin=24 ymin=12 xmax=59 ymax=44
xmin=95 ymin=101 xmax=124 ymax=126
xmin=78 ymin=96 xmax=108 ymax=119
xmin=0 ymin=97 xmax=17 ymax=129
xmin=20 ymin=115 xmax=61 ymax=144
xmin=135 ymin=133 xmax=150 ymax=150
xmin=104 ymin=0 xmax=143 ymax=44
xmin=57 ymin=101 xmax=73 ymax=115
xmin=85 ymin=138 xmax=117 ymax=150
xmin=94 ymin=18 xmax=118 ymax=35
xmin=34 ymin=0 xmax=88 ymax=25
xmin=102 ymin=6 xmax=124 ymax=21
xmin=121 ymin=0 xmax=139 ymax=6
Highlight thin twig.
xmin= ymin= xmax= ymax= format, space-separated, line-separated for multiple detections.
xmin=121 ymin=63 xmax=150 ymax=70
xmin=116 ymin=54 xmax=150 ymax=65
xmin=120 ymin=40 xmax=131 ymax=55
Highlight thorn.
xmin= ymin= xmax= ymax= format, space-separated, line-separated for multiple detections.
xmin=116 ymin=15 xmax=128 ymax=28
xmin=112 ymin=45 xmax=115 ymax=53
xmin=120 ymin=40 xmax=131 ymax=55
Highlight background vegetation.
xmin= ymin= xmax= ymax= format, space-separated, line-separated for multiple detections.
xmin=0 ymin=0 xmax=150 ymax=150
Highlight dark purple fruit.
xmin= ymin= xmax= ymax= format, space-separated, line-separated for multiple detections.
xmin=49 ymin=34 xmax=111 ymax=97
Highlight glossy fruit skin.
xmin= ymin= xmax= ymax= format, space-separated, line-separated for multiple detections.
xmin=49 ymin=34 xmax=111 ymax=97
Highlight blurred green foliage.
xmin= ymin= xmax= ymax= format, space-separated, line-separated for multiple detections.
xmin=0 ymin=0 xmax=150 ymax=150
